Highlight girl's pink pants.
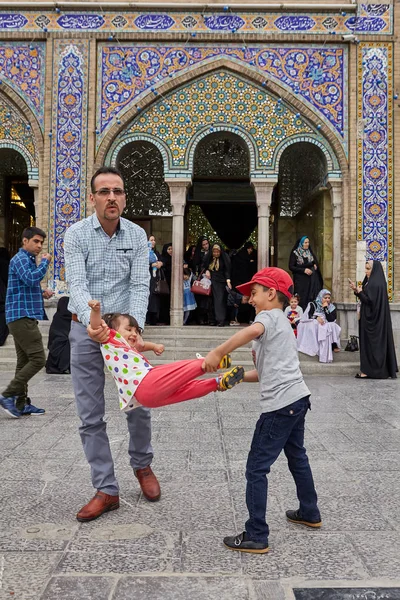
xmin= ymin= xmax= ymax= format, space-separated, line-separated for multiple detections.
xmin=135 ymin=358 xmax=218 ymax=408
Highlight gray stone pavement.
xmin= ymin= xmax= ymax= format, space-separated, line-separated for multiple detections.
xmin=0 ymin=371 xmax=400 ymax=600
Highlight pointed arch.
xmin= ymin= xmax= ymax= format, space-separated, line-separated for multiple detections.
xmin=96 ymin=57 xmax=347 ymax=177
xmin=0 ymin=83 xmax=42 ymax=178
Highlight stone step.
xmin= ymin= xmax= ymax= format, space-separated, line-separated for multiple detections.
xmin=0 ymin=324 xmax=359 ymax=375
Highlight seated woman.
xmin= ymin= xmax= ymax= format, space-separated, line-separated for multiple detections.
xmin=45 ymin=296 xmax=72 ymax=374
xmin=297 ymin=289 xmax=341 ymax=363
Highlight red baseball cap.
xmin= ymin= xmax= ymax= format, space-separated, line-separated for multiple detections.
xmin=236 ymin=267 xmax=294 ymax=300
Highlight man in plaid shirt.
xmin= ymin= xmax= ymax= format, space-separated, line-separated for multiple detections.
xmin=64 ymin=166 xmax=160 ymax=523
xmin=0 ymin=227 xmax=53 ymax=418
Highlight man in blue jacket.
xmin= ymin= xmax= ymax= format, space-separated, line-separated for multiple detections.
xmin=0 ymin=227 xmax=53 ymax=418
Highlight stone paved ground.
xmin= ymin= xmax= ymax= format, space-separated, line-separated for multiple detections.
xmin=1 ymin=371 xmax=400 ymax=600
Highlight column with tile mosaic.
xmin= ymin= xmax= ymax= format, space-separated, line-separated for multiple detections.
xmin=48 ymin=40 xmax=89 ymax=287
xmin=357 ymin=42 xmax=393 ymax=298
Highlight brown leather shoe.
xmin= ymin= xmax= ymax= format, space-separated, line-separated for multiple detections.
xmin=135 ymin=466 xmax=161 ymax=502
xmin=76 ymin=491 xmax=119 ymax=522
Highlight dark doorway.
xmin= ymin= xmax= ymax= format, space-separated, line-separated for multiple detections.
xmin=116 ymin=140 xmax=171 ymax=218
xmin=272 ymin=142 xmax=331 ymax=287
xmin=188 ymin=132 xmax=257 ymax=250
xmin=0 ymin=148 xmax=34 ymax=256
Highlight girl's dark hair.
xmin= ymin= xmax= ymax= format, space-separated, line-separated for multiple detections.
xmin=183 ymin=267 xmax=191 ymax=277
xmin=102 ymin=312 xmax=141 ymax=333
xmin=291 ymin=293 xmax=300 ymax=301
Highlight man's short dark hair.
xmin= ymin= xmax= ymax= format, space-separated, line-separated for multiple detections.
xmin=22 ymin=226 xmax=46 ymax=241
xmin=90 ymin=166 xmax=123 ymax=193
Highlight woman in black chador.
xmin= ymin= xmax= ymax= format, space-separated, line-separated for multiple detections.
xmin=45 ymin=296 xmax=72 ymax=374
xmin=350 ymin=260 xmax=398 ymax=379
xmin=289 ymin=236 xmax=323 ymax=310
xmin=146 ymin=235 xmax=163 ymax=325
xmin=208 ymin=243 xmax=231 ymax=327
xmin=231 ymin=242 xmax=257 ymax=288
xmin=231 ymin=242 xmax=257 ymax=323
xmin=159 ymin=242 xmax=172 ymax=325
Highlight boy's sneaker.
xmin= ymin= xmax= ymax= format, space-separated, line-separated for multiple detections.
xmin=286 ymin=509 xmax=322 ymax=528
xmin=0 ymin=395 xmax=21 ymax=419
xmin=223 ymin=531 xmax=269 ymax=554
xmin=218 ymin=366 xmax=244 ymax=391
xmin=21 ymin=404 xmax=45 ymax=416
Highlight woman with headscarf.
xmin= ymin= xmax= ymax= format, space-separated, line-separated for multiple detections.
xmin=349 ymin=260 xmax=398 ymax=379
xmin=207 ymin=243 xmax=231 ymax=327
xmin=193 ymin=236 xmax=211 ymax=277
xmin=146 ymin=235 xmax=163 ymax=326
xmin=297 ymin=288 xmax=341 ymax=363
xmin=45 ymin=296 xmax=72 ymax=374
xmin=289 ymin=236 xmax=323 ymax=310
xmin=159 ymin=242 xmax=172 ymax=325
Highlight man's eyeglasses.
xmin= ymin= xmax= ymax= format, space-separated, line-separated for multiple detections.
xmin=93 ymin=188 xmax=126 ymax=198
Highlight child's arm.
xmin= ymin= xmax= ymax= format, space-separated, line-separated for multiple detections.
xmin=88 ymin=300 xmax=102 ymax=329
xmin=141 ymin=341 xmax=165 ymax=356
xmin=203 ymin=322 xmax=264 ymax=372
xmin=243 ymin=369 xmax=259 ymax=383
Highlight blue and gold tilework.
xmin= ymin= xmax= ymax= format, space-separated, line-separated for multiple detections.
xmin=0 ymin=95 xmax=37 ymax=168
xmin=357 ymin=42 xmax=393 ymax=298
xmin=49 ymin=41 xmax=89 ymax=282
xmin=99 ymin=45 xmax=346 ymax=150
xmin=0 ymin=43 xmax=45 ymax=129
xmin=0 ymin=5 xmax=392 ymax=35
xmin=118 ymin=71 xmax=314 ymax=170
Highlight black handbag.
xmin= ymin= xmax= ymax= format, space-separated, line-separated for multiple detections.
xmin=345 ymin=335 xmax=359 ymax=352
xmin=154 ymin=269 xmax=169 ymax=295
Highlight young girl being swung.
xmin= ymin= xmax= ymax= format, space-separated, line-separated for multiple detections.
xmin=88 ymin=300 xmax=244 ymax=411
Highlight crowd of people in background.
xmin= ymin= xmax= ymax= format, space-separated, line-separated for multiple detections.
xmin=145 ymin=235 xmax=257 ymax=327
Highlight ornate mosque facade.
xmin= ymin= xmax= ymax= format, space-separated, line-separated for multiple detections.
xmin=0 ymin=1 xmax=399 ymax=327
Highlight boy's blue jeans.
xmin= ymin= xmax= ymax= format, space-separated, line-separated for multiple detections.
xmin=245 ymin=396 xmax=320 ymax=544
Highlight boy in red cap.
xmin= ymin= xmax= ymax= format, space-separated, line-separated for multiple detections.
xmin=203 ymin=267 xmax=321 ymax=553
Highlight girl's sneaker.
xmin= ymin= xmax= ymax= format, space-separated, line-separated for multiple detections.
xmin=218 ymin=366 xmax=244 ymax=391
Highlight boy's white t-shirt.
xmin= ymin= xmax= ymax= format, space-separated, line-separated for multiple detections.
xmin=101 ymin=329 xmax=153 ymax=412
xmin=252 ymin=309 xmax=310 ymax=413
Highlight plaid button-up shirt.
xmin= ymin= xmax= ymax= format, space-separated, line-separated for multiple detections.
xmin=64 ymin=214 xmax=150 ymax=329
xmin=5 ymin=248 xmax=49 ymax=324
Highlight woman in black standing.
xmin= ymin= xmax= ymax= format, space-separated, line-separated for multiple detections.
xmin=193 ymin=236 xmax=211 ymax=277
xmin=231 ymin=242 xmax=257 ymax=323
xmin=146 ymin=235 xmax=163 ymax=325
xmin=349 ymin=260 xmax=398 ymax=379
xmin=159 ymin=242 xmax=172 ymax=325
xmin=183 ymin=245 xmax=196 ymax=272
xmin=289 ymin=236 xmax=323 ymax=310
xmin=207 ymin=243 xmax=231 ymax=327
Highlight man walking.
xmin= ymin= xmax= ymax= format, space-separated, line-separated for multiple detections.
xmin=64 ymin=166 xmax=160 ymax=522
xmin=0 ymin=227 xmax=52 ymax=418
